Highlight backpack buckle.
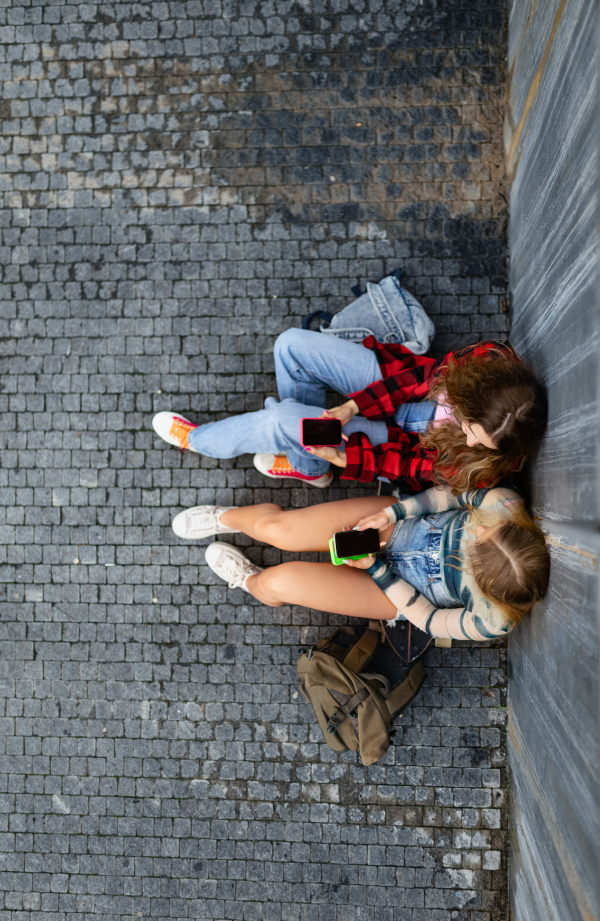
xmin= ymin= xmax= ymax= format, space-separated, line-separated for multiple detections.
xmin=326 ymin=711 xmax=345 ymax=734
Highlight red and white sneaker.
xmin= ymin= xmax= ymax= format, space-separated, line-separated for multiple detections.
xmin=253 ymin=452 xmax=332 ymax=488
xmin=152 ymin=411 xmax=198 ymax=451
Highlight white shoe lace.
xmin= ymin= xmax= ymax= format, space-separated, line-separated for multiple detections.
xmin=188 ymin=509 xmax=218 ymax=532
xmin=216 ymin=549 xmax=259 ymax=589
xmin=187 ymin=507 xmax=230 ymax=534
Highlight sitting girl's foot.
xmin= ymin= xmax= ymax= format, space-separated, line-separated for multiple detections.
xmin=253 ymin=452 xmax=333 ymax=488
xmin=172 ymin=506 xmax=240 ymax=540
xmin=205 ymin=542 xmax=263 ymax=592
xmin=152 ymin=411 xmax=199 ymax=451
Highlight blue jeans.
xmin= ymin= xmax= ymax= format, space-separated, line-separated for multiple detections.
xmin=188 ymin=329 xmax=435 ymax=476
xmin=382 ymin=511 xmax=456 ymax=609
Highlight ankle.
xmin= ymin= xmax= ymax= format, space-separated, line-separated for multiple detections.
xmin=243 ymin=571 xmax=260 ymax=594
xmin=220 ymin=509 xmax=237 ymax=528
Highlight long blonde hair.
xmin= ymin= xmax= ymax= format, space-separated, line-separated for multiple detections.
xmin=421 ymin=346 xmax=547 ymax=494
xmin=465 ymin=502 xmax=550 ymax=624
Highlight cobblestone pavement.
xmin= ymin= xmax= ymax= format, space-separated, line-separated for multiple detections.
xmin=0 ymin=1 xmax=509 ymax=919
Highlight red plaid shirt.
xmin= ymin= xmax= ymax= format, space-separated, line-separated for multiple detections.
xmin=342 ymin=338 xmax=516 ymax=491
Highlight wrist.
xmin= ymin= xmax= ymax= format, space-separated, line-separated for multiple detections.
xmin=366 ymin=557 xmax=381 ymax=576
xmin=384 ymin=505 xmax=397 ymax=526
xmin=348 ymin=399 xmax=359 ymax=417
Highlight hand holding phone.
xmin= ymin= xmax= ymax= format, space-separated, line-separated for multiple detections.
xmin=329 ymin=527 xmax=380 ymax=566
xmin=300 ymin=417 xmax=343 ymax=447
xmin=355 ymin=510 xmax=393 ymax=532
xmin=319 ymin=400 xmax=359 ymax=425
xmin=342 ymin=555 xmax=377 ymax=570
xmin=306 ymin=445 xmax=348 ymax=468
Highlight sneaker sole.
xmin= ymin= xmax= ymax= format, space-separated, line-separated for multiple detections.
xmin=254 ymin=458 xmax=333 ymax=488
xmin=259 ymin=470 xmax=333 ymax=488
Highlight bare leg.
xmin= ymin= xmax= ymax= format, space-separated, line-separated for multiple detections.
xmin=221 ymin=497 xmax=396 ymax=552
xmin=246 ymin=561 xmax=397 ymax=621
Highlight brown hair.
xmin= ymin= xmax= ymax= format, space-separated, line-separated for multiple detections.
xmin=467 ymin=503 xmax=550 ymax=624
xmin=421 ymin=346 xmax=547 ymax=493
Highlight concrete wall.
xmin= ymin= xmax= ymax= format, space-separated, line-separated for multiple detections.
xmin=506 ymin=1 xmax=600 ymax=919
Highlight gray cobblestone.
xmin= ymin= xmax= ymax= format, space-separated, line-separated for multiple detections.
xmin=1 ymin=0 xmax=509 ymax=919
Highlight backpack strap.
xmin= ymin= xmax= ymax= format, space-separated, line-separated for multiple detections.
xmin=327 ymin=672 xmax=390 ymax=729
xmin=308 ymin=628 xmax=351 ymax=656
xmin=342 ymin=625 xmax=380 ymax=673
xmin=384 ymin=659 xmax=427 ymax=719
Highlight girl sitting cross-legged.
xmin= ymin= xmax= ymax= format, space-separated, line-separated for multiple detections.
xmin=175 ymin=485 xmax=550 ymax=641
xmin=152 ymin=329 xmax=547 ymax=495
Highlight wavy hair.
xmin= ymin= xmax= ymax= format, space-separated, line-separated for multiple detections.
xmin=465 ymin=501 xmax=550 ymax=624
xmin=420 ymin=346 xmax=547 ymax=493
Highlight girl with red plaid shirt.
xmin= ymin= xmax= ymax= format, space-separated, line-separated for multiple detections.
xmin=310 ymin=333 xmax=547 ymax=494
xmin=152 ymin=328 xmax=546 ymax=495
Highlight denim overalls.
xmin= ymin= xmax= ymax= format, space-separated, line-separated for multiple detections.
xmin=381 ymin=510 xmax=457 ymax=609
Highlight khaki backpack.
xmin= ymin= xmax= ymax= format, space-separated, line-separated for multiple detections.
xmin=297 ymin=623 xmax=426 ymax=766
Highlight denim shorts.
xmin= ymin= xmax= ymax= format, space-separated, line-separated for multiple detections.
xmin=380 ymin=511 xmax=457 ymax=608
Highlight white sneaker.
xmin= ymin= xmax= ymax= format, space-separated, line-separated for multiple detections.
xmin=172 ymin=506 xmax=240 ymax=540
xmin=152 ymin=411 xmax=199 ymax=451
xmin=205 ymin=542 xmax=263 ymax=592
xmin=253 ymin=452 xmax=333 ymax=488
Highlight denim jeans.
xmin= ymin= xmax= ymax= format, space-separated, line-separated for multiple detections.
xmin=187 ymin=328 xmax=435 ymax=476
xmin=382 ymin=511 xmax=456 ymax=609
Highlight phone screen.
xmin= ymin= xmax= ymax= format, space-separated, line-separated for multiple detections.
xmin=301 ymin=418 xmax=343 ymax=446
xmin=334 ymin=528 xmax=380 ymax=558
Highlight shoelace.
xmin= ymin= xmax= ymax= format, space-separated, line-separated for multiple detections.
xmin=187 ymin=509 xmax=224 ymax=532
xmin=216 ymin=551 xmax=248 ymax=588
xmin=169 ymin=417 xmax=195 ymax=451
xmin=271 ymin=454 xmax=296 ymax=475
xmin=271 ymin=453 xmax=327 ymax=480
xmin=216 ymin=551 xmax=260 ymax=588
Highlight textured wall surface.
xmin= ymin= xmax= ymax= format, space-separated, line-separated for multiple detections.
xmin=0 ymin=2 xmax=511 ymax=920
xmin=506 ymin=0 xmax=600 ymax=919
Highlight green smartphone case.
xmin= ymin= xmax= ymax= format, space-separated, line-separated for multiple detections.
xmin=328 ymin=537 xmax=371 ymax=566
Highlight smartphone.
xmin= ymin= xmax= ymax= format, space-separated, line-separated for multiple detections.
xmin=329 ymin=528 xmax=380 ymax=566
xmin=300 ymin=417 xmax=343 ymax=447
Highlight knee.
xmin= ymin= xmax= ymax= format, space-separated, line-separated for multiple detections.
xmin=257 ymin=513 xmax=294 ymax=550
xmin=274 ymin=327 xmax=303 ymax=367
xmin=259 ymin=563 xmax=295 ymax=603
